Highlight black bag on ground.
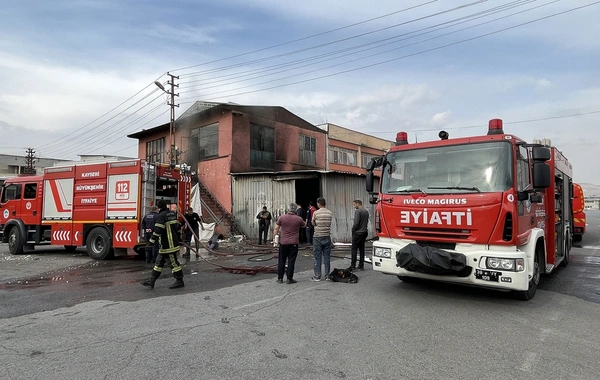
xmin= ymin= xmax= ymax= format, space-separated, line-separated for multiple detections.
xmin=329 ymin=268 xmax=358 ymax=283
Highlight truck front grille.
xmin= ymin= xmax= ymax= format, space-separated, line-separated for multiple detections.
xmin=402 ymin=227 xmax=471 ymax=240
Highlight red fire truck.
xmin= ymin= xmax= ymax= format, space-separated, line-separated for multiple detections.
xmin=572 ymin=183 xmax=586 ymax=242
xmin=0 ymin=159 xmax=191 ymax=260
xmin=366 ymin=119 xmax=573 ymax=300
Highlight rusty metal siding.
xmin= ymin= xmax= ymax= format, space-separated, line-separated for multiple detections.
xmin=232 ymin=175 xmax=295 ymax=241
xmin=321 ymin=173 xmax=378 ymax=243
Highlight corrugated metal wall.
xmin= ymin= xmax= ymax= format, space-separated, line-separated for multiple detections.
xmin=321 ymin=173 xmax=378 ymax=243
xmin=232 ymin=175 xmax=295 ymax=241
xmin=232 ymin=173 xmax=379 ymax=243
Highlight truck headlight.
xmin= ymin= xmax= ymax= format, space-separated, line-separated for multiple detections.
xmin=485 ymin=257 xmax=524 ymax=272
xmin=374 ymin=247 xmax=392 ymax=258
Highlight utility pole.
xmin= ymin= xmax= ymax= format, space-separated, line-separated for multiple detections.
xmin=24 ymin=148 xmax=36 ymax=174
xmin=154 ymin=73 xmax=179 ymax=168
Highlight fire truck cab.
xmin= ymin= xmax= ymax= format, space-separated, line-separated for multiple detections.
xmin=366 ymin=119 xmax=572 ymax=300
xmin=0 ymin=159 xmax=191 ymax=260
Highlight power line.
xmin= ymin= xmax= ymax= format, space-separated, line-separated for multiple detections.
xmin=175 ymin=1 xmax=487 ymax=79
xmin=178 ymin=0 xmax=544 ymax=97
xmin=30 ymin=2 xmax=493 ymax=157
xmin=37 ymin=73 xmax=168 ymax=150
xmin=172 ymin=1 xmax=439 ymax=74
xmin=329 ymin=109 xmax=600 ymax=136
xmin=42 ymin=93 xmax=166 ymax=156
xmin=178 ymin=1 xmax=600 ymax=103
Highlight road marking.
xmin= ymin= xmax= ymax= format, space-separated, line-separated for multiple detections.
xmin=581 ymin=246 xmax=600 ymax=250
xmin=519 ymin=352 xmax=538 ymax=372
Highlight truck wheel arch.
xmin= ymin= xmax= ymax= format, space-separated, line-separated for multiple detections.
xmin=3 ymin=219 xmax=27 ymax=254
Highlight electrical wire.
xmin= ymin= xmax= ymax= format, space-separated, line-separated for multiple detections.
xmin=37 ymin=75 xmax=168 ymax=150
xmin=178 ymin=0 xmax=533 ymax=87
xmin=175 ymin=1 xmax=487 ymax=79
xmin=172 ymin=1 xmax=440 ymax=74
xmin=178 ymin=0 xmax=546 ymax=98
xmin=176 ymin=1 xmax=599 ymax=103
xmin=45 ymin=100 xmax=167 ymax=157
xmin=43 ymin=93 xmax=166 ymax=157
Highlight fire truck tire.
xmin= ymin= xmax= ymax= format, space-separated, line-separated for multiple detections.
xmin=86 ymin=228 xmax=115 ymax=260
xmin=7 ymin=227 xmax=24 ymax=255
xmin=514 ymin=249 xmax=541 ymax=301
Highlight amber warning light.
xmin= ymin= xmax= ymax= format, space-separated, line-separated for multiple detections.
xmin=395 ymin=132 xmax=408 ymax=146
xmin=488 ymin=119 xmax=504 ymax=135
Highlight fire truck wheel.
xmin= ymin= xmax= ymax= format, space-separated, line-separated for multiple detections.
xmin=514 ymin=251 xmax=541 ymax=301
xmin=86 ymin=228 xmax=115 ymax=260
xmin=7 ymin=227 xmax=24 ymax=255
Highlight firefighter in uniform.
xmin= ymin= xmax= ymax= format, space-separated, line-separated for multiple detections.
xmin=141 ymin=199 xmax=185 ymax=289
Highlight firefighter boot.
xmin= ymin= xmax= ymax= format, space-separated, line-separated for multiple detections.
xmin=169 ymin=274 xmax=184 ymax=289
xmin=141 ymin=277 xmax=156 ymax=289
xmin=141 ymin=270 xmax=160 ymax=289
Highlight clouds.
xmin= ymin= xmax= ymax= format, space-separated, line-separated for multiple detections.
xmin=1 ymin=0 xmax=600 ymax=183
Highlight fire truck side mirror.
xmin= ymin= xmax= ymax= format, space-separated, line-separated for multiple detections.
xmin=366 ymin=171 xmax=374 ymax=193
xmin=532 ymin=162 xmax=551 ymax=189
xmin=531 ymin=146 xmax=551 ymax=161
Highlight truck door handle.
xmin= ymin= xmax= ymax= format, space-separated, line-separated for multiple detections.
xmin=12 ymin=211 xmax=16 ymax=216
xmin=531 ymin=216 xmax=534 ymax=225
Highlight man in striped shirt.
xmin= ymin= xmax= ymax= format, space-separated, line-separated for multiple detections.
xmin=310 ymin=197 xmax=333 ymax=281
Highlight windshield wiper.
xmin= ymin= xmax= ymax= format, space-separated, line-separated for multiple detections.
xmin=389 ymin=188 xmax=427 ymax=194
xmin=427 ymin=186 xmax=481 ymax=193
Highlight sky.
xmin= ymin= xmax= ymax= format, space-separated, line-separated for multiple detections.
xmin=1 ymin=0 xmax=600 ymax=183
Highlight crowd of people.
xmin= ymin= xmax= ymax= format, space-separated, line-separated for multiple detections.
xmin=266 ymin=197 xmax=370 ymax=284
xmin=140 ymin=197 xmax=370 ymax=289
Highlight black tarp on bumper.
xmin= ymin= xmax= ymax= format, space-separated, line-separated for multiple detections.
xmin=396 ymin=244 xmax=469 ymax=276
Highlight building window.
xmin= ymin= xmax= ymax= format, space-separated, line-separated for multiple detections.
xmin=7 ymin=165 xmax=25 ymax=174
xmin=299 ymin=135 xmax=316 ymax=166
xmin=361 ymin=153 xmax=380 ymax=168
xmin=191 ymin=123 xmax=219 ymax=160
xmin=250 ymin=124 xmax=274 ymax=169
xmin=329 ymin=146 xmax=357 ymax=166
xmin=146 ymin=138 xmax=166 ymax=163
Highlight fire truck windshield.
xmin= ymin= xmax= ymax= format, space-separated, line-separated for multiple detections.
xmin=381 ymin=141 xmax=512 ymax=194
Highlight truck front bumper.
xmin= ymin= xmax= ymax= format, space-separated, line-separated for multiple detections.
xmin=372 ymin=241 xmax=531 ymax=292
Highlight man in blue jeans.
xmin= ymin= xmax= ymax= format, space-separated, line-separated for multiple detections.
xmin=310 ymin=197 xmax=333 ymax=281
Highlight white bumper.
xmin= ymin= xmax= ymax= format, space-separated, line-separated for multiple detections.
xmin=372 ymin=239 xmax=533 ymax=291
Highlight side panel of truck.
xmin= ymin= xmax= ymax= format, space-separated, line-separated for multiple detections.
xmin=43 ymin=178 xmax=74 ymax=220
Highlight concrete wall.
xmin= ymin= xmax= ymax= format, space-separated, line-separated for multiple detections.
xmin=0 ymin=154 xmax=70 ymax=178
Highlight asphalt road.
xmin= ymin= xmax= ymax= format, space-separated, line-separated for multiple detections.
xmin=1 ymin=213 xmax=599 ymax=379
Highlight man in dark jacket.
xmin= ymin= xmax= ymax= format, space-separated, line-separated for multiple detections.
xmin=256 ymin=206 xmax=272 ymax=245
xmin=141 ymin=200 xmax=184 ymax=289
xmin=141 ymin=206 xmax=159 ymax=264
xmin=182 ymin=207 xmax=204 ymax=256
xmin=350 ymin=199 xmax=370 ymax=271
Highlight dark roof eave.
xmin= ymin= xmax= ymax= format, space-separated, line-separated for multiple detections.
xmin=127 ymin=122 xmax=170 ymax=139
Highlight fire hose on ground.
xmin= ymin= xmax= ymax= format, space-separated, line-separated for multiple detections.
xmin=175 ymin=212 xmax=360 ymax=275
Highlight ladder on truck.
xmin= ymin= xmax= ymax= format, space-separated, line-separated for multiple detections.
xmin=140 ymin=162 xmax=157 ymax=239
